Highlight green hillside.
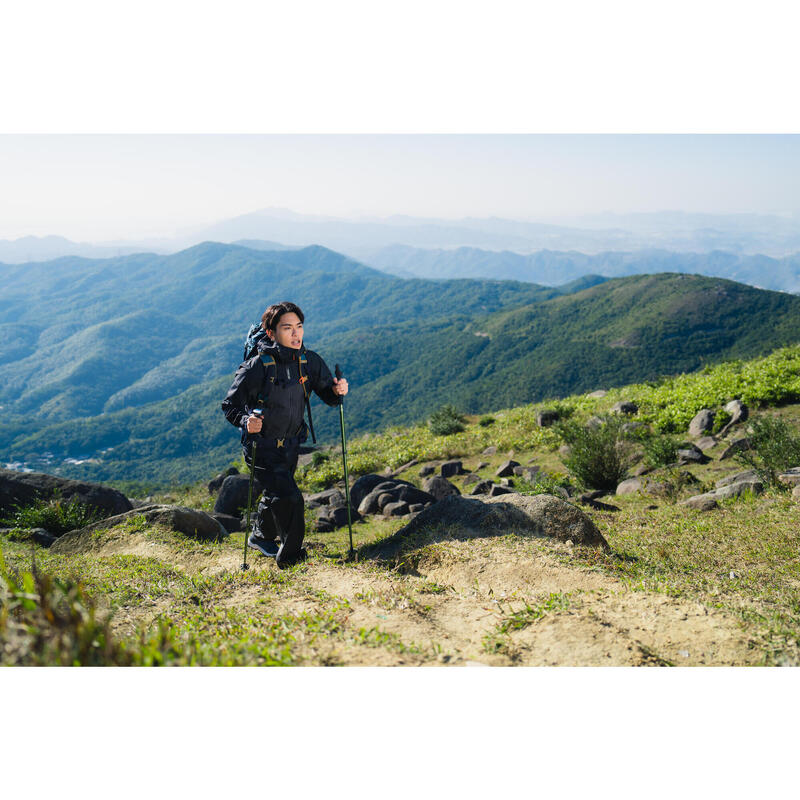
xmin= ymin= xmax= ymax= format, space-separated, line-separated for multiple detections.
xmin=6 ymin=272 xmax=800 ymax=488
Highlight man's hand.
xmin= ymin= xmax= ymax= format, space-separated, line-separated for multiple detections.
xmin=246 ymin=415 xmax=263 ymax=433
xmin=333 ymin=377 xmax=349 ymax=396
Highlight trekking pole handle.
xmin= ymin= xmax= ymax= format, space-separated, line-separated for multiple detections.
xmin=335 ymin=364 xmax=342 ymax=380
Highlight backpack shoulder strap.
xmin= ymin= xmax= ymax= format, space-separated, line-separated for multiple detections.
xmin=256 ymin=354 xmax=277 ymax=405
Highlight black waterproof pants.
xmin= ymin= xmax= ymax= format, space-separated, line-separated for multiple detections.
xmin=244 ymin=439 xmax=305 ymax=563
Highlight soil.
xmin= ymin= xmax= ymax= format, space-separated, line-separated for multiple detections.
xmin=75 ymin=526 xmax=759 ymax=666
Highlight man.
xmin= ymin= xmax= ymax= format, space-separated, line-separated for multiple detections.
xmin=221 ymin=301 xmax=348 ymax=568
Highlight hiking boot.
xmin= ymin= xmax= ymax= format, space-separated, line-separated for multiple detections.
xmin=247 ymin=533 xmax=279 ymax=557
xmin=276 ymin=545 xmax=308 ymax=569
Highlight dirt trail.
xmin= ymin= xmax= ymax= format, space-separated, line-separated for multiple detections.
xmin=80 ymin=528 xmax=759 ymax=666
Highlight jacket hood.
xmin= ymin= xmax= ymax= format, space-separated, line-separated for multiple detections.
xmin=256 ymin=337 xmax=306 ymax=363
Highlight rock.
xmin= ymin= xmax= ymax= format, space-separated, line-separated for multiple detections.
xmin=327 ymin=505 xmax=360 ymax=528
xmin=364 ymin=493 xmax=609 ymax=562
xmin=440 ymin=460 xmax=463 ymax=478
xmin=632 ymin=463 xmax=654 ymax=476
xmin=499 ymin=478 xmax=512 ymax=487
xmin=688 ymin=409 xmax=715 ymax=437
xmin=409 ymin=503 xmax=424 ymax=514
xmin=578 ymin=495 xmax=621 ymax=512
xmin=0 ymin=468 xmax=132 ymax=519
xmin=314 ymin=516 xmax=335 ymax=533
xmin=482 ymin=446 xmax=498 ymax=456
xmin=616 ymin=478 xmax=643 ymax=495
xmin=469 ymin=480 xmax=494 ymax=496
xmin=520 ymin=466 xmax=541 ymax=483
xmin=778 ymin=469 xmax=800 ymax=487
xmin=475 ymin=461 xmax=489 ymax=471
xmin=611 ymin=401 xmax=638 ymax=415
xmin=358 ymin=489 xmax=387 ymax=515
xmin=51 ymin=505 xmax=228 ymax=553
xmin=489 ymin=485 xmax=514 ymax=496
xmin=680 ymin=494 xmax=718 ymax=511
xmin=391 ymin=459 xmax=419 ymax=475
xmin=559 ymin=444 xmax=572 ymax=459
xmin=374 ymin=492 xmax=394 ymax=511
xmin=463 ymin=473 xmax=482 ymax=485
xmin=621 ymin=422 xmax=648 ymax=435
xmin=383 ymin=501 xmax=410 ymax=517
xmin=677 ymin=447 xmax=710 ymax=464
xmin=305 ymin=488 xmax=345 ymax=508
xmin=644 ymin=481 xmax=670 ymax=497
xmin=720 ymin=438 xmax=752 ymax=460
xmin=714 ymin=479 xmax=764 ymax=500
xmin=418 ymin=465 xmax=436 ymax=478
xmin=396 ymin=485 xmax=436 ymax=507
xmin=715 ymin=470 xmax=758 ymax=488
xmin=537 ymin=409 xmax=559 ymax=427
xmin=32 ymin=528 xmax=57 ymax=547
xmin=350 ymin=474 xmax=415 ymax=509
xmin=718 ymin=400 xmax=749 ymax=436
xmin=495 ymin=460 xmax=520 ymax=478
xmin=422 ymin=475 xmax=461 ymax=501
xmin=587 ymin=390 xmax=607 ymax=398
xmin=212 ymin=513 xmax=244 ymax=533
xmin=695 ymin=435 xmax=717 ymax=451
xmin=586 ymin=416 xmax=604 ymax=430
xmin=208 ymin=467 xmax=239 ymax=494
xmin=214 ymin=474 xmax=265 ymax=516
xmin=792 ymin=485 xmax=800 ymax=500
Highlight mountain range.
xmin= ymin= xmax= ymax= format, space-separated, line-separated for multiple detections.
xmin=3 ymin=241 xmax=800 ymax=488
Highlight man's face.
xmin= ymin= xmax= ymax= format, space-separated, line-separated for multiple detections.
xmin=268 ymin=312 xmax=304 ymax=349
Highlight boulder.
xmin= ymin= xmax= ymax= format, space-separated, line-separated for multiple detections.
xmin=616 ymin=478 xmax=643 ymax=495
xmin=587 ymin=389 xmax=607 ymax=398
xmin=489 ymin=485 xmax=515 ymax=496
xmin=715 ymin=470 xmax=758 ymax=488
xmin=32 ymin=528 xmax=58 ymax=547
xmin=559 ymin=444 xmax=572 ymax=459
xmin=383 ymin=501 xmax=410 ymax=517
xmin=778 ymin=468 xmax=800 ymax=487
xmin=422 ymin=475 xmax=461 ymax=501
xmin=214 ymin=474 xmax=265 ymax=516
xmin=418 ymin=465 xmax=436 ymax=478
xmin=364 ymin=493 xmax=609 ymax=562
xmin=408 ymin=503 xmax=424 ymax=514
xmin=680 ymin=494 xmax=718 ymax=511
xmin=396 ymin=485 xmax=436 ymax=506
xmin=695 ymin=435 xmax=717 ymax=452
xmin=51 ymin=505 xmax=228 ymax=553
xmin=536 ymin=409 xmax=559 ymax=427
xmin=632 ymin=463 xmax=654 ymax=476
xmin=305 ymin=488 xmax=345 ymax=508
xmin=208 ymin=467 xmax=239 ymax=494
xmin=714 ymin=479 xmax=763 ymax=500
xmin=586 ymin=416 xmax=604 ymax=430
xmin=440 ymin=460 xmax=464 ymax=478
xmin=475 ymin=461 xmax=489 ymax=471
xmin=212 ymin=513 xmax=244 ymax=533
xmin=0 ymin=468 xmax=132 ymax=519
xmin=350 ymin=474 xmax=416 ymax=509
xmin=611 ymin=401 xmax=638 ymax=415
xmin=793 ymin=485 xmax=800 ymax=501
xmin=482 ymin=446 xmax=498 ymax=456
xmin=495 ymin=460 xmax=520 ymax=478
xmin=499 ymin=478 xmax=513 ymax=487
xmin=677 ymin=446 xmax=710 ymax=465
xmin=621 ymin=422 xmax=648 ymax=435
xmin=688 ymin=409 xmax=715 ymax=438
xmin=469 ymin=480 xmax=494 ymax=496
xmin=377 ymin=492 xmax=395 ymax=511
xmin=358 ymin=489 xmax=387 ymax=515
xmin=463 ymin=473 xmax=482 ymax=485
xmin=720 ymin=438 xmax=752 ymax=460
xmin=718 ymin=400 xmax=749 ymax=436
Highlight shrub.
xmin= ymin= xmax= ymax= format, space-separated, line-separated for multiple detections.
xmin=640 ymin=432 xmax=681 ymax=469
xmin=1 ymin=496 xmax=103 ymax=536
xmin=734 ymin=415 xmax=800 ymax=488
xmin=478 ymin=415 xmax=496 ymax=427
xmin=555 ymin=415 xmax=639 ymax=490
xmin=311 ymin=451 xmax=330 ymax=467
xmin=516 ymin=470 xmax=572 ymax=497
xmin=428 ymin=405 xmax=466 ymax=436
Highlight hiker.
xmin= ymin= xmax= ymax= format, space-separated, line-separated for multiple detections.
xmin=221 ymin=301 xmax=348 ymax=568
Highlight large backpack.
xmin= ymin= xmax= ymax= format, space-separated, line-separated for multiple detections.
xmin=242 ymin=321 xmax=316 ymax=443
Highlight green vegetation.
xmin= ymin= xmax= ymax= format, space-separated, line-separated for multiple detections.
xmin=1 ymin=495 xmax=103 ymax=536
xmin=428 ymin=404 xmax=467 ymax=436
xmin=734 ymin=415 xmax=800 ymax=488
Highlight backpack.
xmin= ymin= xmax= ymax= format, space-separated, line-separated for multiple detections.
xmin=242 ymin=321 xmax=316 ymax=443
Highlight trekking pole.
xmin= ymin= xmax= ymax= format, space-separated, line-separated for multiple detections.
xmin=241 ymin=409 xmax=263 ymax=572
xmin=335 ymin=365 xmax=355 ymax=560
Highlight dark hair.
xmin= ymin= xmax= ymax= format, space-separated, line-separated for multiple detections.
xmin=261 ymin=302 xmax=305 ymax=333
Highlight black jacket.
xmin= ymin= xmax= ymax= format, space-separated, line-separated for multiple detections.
xmin=222 ymin=339 xmax=340 ymax=441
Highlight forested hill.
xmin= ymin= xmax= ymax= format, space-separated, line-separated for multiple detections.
xmin=4 ymin=261 xmax=800 ymax=488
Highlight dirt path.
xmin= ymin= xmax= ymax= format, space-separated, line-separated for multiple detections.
xmin=84 ymin=528 xmax=759 ymax=666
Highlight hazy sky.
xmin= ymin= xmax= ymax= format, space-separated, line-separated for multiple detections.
xmin=1 ymin=134 xmax=799 ymax=241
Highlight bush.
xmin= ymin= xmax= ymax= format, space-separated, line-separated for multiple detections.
xmin=1 ymin=496 xmax=103 ymax=536
xmin=478 ymin=415 xmax=495 ymax=427
xmin=555 ymin=415 xmax=639 ymax=490
xmin=516 ymin=470 xmax=572 ymax=497
xmin=311 ymin=451 xmax=330 ymax=467
xmin=429 ymin=405 xmax=466 ymax=436
xmin=734 ymin=415 xmax=800 ymax=488
xmin=640 ymin=432 xmax=681 ymax=469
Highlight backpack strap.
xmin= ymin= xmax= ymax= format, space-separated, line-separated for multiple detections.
xmin=297 ymin=352 xmax=316 ymax=444
xmin=256 ymin=354 xmax=277 ymax=405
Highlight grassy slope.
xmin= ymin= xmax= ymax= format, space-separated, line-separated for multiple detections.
xmin=3 ymin=343 xmax=800 ymax=665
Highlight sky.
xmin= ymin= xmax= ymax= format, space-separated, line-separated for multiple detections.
xmin=1 ymin=134 xmax=799 ymax=242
